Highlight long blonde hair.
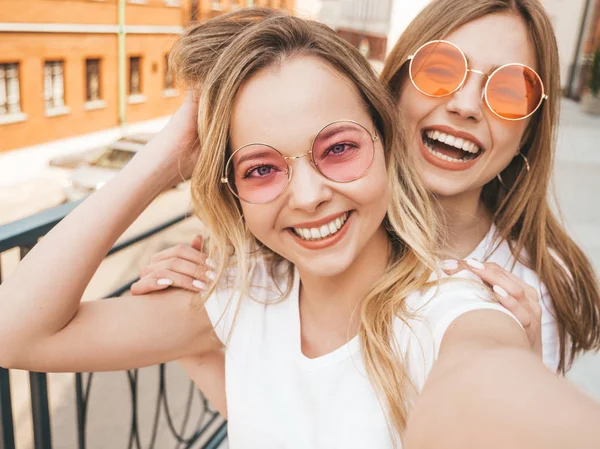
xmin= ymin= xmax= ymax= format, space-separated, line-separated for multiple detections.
xmin=170 ymin=7 xmax=440 ymax=439
xmin=381 ymin=0 xmax=600 ymax=373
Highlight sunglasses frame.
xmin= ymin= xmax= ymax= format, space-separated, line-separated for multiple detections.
xmin=407 ymin=40 xmax=548 ymax=121
xmin=221 ymin=119 xmax=379 ymax=204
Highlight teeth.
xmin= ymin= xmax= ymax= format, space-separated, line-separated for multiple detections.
xmin=293 ymin=212 xmax=349 ymax=241
xmin=425 ymin=130 xmax=481 ymax=154
xmin=423 ymin=141 xmax=474 ymax=163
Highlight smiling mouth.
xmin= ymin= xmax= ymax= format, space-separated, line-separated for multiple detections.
xmin=291 ymin=212 xmax=349 ymax=241
xmin=421 ymin=129 xmax=484 ymax=163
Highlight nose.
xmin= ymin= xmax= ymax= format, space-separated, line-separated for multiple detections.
xmin=286 ymin=157 xmax=332 ymax=213
xmin=445 ymin=71 xmax=486 ymax=122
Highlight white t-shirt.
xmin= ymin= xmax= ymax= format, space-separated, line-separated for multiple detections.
xmin=467 ymin=225 xmax=560 ymax=371
xmin=204 ymin=259 xmax=520 ymax=449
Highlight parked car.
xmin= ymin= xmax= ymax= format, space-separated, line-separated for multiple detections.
xmin=52 ymin=133 xmax=155 ymax=201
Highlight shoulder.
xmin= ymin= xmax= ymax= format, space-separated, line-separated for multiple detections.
xmin=405 ymin=269 xmax=522 ymax=340
xmin=398 ymin=269 xmax=522 ymax=390
xmin=204 ymin=256 xmax=294 ymax=344
xmin=472 ymin=233 xmax=563 ymax=370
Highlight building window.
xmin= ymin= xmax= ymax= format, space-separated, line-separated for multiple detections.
xmin=44 ymin=61 xmax=65 ymax=110
xmin=86 ymin=59 xmax=101 ymax=102
xmin=190 ymin=0 xmax=198 ymax=21
xmin=129 ymin=56 xmax=141 ymax=95
xmin=0 ymin=63 xmax=21 ymax=116
xmin=211 ymin=0 xmax=222 ymax=10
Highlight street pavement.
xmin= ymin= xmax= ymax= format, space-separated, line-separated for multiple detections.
xmin=554 ymin=99 xmax=600 ymax=400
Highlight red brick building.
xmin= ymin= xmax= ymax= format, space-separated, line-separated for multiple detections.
xmin=0 ymin=0 xmax=294 ymax=153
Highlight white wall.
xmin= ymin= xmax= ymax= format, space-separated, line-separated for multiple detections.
xmin=295 ymin=0 xmax=392 ymax=35
xmin=541 ymin=0 xmax=588 ymax=88
xmin=386 ymin=0 xmax=431 ymax=55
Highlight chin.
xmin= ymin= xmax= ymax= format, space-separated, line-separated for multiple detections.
xmin=422 ymin=172 xmax=470 ymax=198
xmin=293 ymin=251 xmax=357 ymax=278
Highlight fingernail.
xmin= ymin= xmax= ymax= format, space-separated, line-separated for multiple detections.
xmin=493 ymin=285 xmax=509 ymax=298
xmin=206 ymin=271 xmax=217 ymax=281
xmin=465 ymin=258 xmax=485 ymax=270
xmin=157 ymin=279 xmax=173 ymax=286
xmin=192 ymin=280 xmax=207 ymax=290
xmin=439 ymin=259 xmax=458 ymax=270
xmin=205 ymin=258 xmax=216 ymax=269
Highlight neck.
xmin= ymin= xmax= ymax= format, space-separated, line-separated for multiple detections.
xmin=296 ymin=225 xmax=390 ymax=349
xmin=437 ymin=187 xmax=493 ymax=259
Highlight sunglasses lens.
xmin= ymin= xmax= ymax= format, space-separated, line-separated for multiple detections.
xmin=410 ymin=41 xmax=467 ymax=97
xmin=312 ymin=121 xmax=375 ymax=182
xmin=486 ymin=65 xmax=544 ymax=120
xmin=227 ymin=145 xmax=288 ymax=203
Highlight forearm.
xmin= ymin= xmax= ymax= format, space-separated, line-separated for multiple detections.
xmin=0 ymin=145 xmax=174 ymax=348
xmin=405 ymin=346 xmax=600 ymax=449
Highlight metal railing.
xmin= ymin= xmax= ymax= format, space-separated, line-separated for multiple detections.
xmin=0 ymin=200 xmax=227 ymax=449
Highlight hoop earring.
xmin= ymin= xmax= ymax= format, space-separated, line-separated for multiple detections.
xmin=496 ymin=173 xmax=507 ymax=188
xmin=496 ymin=152 xmax=530 ymax=188
xmin=518 ymin=152 xmax=530 ymax=172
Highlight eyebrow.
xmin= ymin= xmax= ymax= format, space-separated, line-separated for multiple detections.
xmin=233 ymin=148 xmax=277 ymax=166
xmin=233 ymin=122 xmax=368 ymax=162
xmin=308 ymin=122 xmax=364 ymax=144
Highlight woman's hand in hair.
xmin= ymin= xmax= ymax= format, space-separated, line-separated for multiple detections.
xmin=441 ymin=259 xmax=543 ymax=357
xmin=142 ymin=90 xmax=201 ymax=187
xmin=131 ymin=235 xmax=214 ymax=295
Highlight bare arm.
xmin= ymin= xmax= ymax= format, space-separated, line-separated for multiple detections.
xmin=178 ymin=352 xmax=227 ymax=417
xmin=0 ymin=95 xmax=217 ymax=372
xmin=405 ymin=310 xmax=600 ymax=449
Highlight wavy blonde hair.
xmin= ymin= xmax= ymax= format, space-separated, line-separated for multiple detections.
xmin=170 ymin=7 xmax=441 ymax=439
xmin=381 ymin=0 xmax=600 ymax=373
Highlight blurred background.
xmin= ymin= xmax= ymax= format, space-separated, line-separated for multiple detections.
xmin=0 ymin=1 xmax=599 ymax=448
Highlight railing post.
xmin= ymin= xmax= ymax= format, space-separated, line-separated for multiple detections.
xmin=0 ymin=368 xmax=16 ymax=449
xmin=29 ymin=372 xmax=52 ymax=449
xmin=0 ymin=255 xmax=16 ymax=449
xmin=75 ymin=374 xmax=86 ymax=449
xmin=20 ymin=246 xmax=52 ymax=449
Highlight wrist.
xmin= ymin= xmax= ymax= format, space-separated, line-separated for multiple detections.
xmin=129 ymin=139 xmax=187 ymax=191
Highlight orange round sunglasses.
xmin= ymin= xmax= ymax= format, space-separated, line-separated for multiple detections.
xmin=407 ymin=40 xmax=548 ymax=121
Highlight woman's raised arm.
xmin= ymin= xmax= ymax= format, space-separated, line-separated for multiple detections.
xmin=405 ymin=310 xmax=600 ymax=449
xmin=0 ymin=94 xmax=221 ymax=373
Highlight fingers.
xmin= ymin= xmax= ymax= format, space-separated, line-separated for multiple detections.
xmin=130 ymin=277 xmax=172 ymax=295
xmin=149 ymin=243 xmax=208 ymax=266
xmin=439 ymin=258 xmax=541 ymax=327
xmin=133 ymin=236 xmax=217 ymax=296
xmin=141 ymin=257 xmax=213 ymax=281
xmin=440 ymin=258 xmax=543 ymax=354
xmin=491 ymin=285 xmax=532 ymax=327
xmin=131 ymin=269 xmax=208 ymax=296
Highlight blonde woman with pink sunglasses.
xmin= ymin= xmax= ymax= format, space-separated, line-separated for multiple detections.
xmin=136 ymin=0 xmax=600 ymax=380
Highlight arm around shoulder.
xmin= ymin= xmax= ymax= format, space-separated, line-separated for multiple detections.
xmin=405 ymin=309 xmax=600 ymax=449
